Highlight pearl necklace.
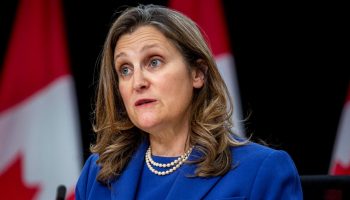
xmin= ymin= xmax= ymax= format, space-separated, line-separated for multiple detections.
xmin=145 ymin=146 xmax=194 ymax=176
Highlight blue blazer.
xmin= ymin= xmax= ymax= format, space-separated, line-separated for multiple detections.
xmin=76 ymin=141 xmax=303 ymax=199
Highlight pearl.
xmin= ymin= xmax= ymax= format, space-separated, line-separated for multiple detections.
xmin=145 ymin=145 xmax=194 ymax=176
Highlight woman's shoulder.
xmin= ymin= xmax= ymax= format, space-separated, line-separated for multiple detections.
xmin=229 ymin=140 xmax=297 ymax=168
xmin=231 ymin=140 xmax=276 ymax=154
xmin=80 ymin=153 xmax=100 ymax=179
xmin=75 ymin=153 xmax=103 ymax=200
xmin=224 ymin=141 xmax=302 ymax=199
xmin=86 ymin=153 xmax=100 ymax=162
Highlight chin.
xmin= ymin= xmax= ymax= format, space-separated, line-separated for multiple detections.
xmin=134 ymin=118 xmax=161 ymax=133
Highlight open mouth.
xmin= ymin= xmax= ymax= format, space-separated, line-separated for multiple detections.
xmin=135 ymin=99 xmax=157 ymax=106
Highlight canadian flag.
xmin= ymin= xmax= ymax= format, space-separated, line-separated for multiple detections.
xmin=0 ymin=0 xmax=82 ymax=199
xmin=330 ymin=85 xmax=350 ymax=175
xmin=169 ymin=0 xmax=244 ymax=135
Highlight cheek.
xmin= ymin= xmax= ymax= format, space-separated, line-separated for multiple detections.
xmin=118 ymin=83 xmax=130 ymax=106
xmin=161 ymin=75 xmax=193 ymax=103
xmin=119 ymin=89 xmax=134 ymax=120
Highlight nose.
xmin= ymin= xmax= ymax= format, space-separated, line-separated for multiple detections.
xmin=132 ymin=68 xmax=149 ymax=92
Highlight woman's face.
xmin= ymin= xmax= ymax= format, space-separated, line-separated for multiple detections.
xmin=114 ymin=25 xmax=204 ymax=134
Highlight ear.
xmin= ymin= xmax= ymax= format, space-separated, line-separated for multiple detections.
xmin=192 ymin=59 xmax=207 ymax=89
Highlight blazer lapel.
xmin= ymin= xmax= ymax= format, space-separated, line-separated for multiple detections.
xmin=165 ymin=150 xmax=223 ymax=200
xmin=110 ymin=140 xmax=148 ymax=200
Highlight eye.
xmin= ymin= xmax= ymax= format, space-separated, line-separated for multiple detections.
xmin=119 ymin=65 xmax=132 ymax=76
xmin=149 ymin=58 xmax=162 ymax=68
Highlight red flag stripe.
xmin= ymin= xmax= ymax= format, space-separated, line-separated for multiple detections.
xmin=0 ymin=0 xmax=70 ymax=112
xmin=169 ymin=0 xmax=231 ymax=56
xmin=0 ymin=0 xmax=82 ymax=199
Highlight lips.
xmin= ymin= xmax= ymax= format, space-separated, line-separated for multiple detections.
xmin=135 ymin=99 xmax=157 ymax=106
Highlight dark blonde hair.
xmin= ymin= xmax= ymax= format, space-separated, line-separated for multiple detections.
xmin=92 ymin=4 xmax=246 ymax=184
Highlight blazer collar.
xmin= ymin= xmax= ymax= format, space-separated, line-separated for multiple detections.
xmin=165 ymin=149 xmax=223 ymax=200
xmin=110 ymin=142 xmax=223 ymax=200
xmin=110 ymin=140 xmax=148 ymax=200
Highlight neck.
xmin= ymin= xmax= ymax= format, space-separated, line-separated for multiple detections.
xmin=149 ymin=127 xmax=190 ymax=157
xmin=146 ymin=109 xmax=192 ymax=157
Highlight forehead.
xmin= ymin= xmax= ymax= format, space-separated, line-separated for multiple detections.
xmin=115 ymin=26 xmax=173 ymax=53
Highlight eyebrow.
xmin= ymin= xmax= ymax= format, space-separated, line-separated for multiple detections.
xmin=114 ymin=43 xmax=164 ymax=61
xmin=114 ymin=52 xmax=126 ymax=61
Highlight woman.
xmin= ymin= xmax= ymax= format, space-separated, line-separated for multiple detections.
xmin=76 ymin=4 xmax=302 ymax=200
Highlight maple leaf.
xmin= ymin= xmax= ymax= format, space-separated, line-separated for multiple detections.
xmin=0 ymin=154 xmax=41 ymax=199
xmin=66 ymin=191 xmax=76 ymax=200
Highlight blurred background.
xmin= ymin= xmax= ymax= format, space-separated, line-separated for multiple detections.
xmin=0 ymin=1 xmax=348 ymax=197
